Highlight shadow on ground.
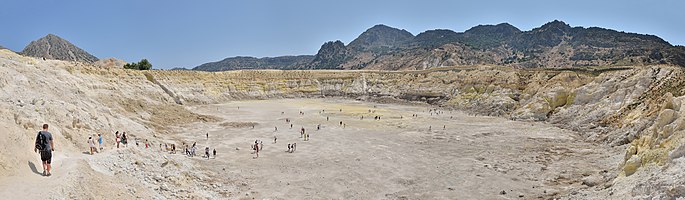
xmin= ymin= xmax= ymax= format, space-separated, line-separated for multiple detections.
xmin=27 ymin=161 xmax=42 ymax=176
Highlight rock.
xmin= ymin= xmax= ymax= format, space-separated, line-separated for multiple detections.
xmin=669 ymin=143 xmax=685 ymax=160
xmin=624 ymin=155 xmax=642 ymax=176
xmin=518 ymin=193 xmax=524 ymax=197
xmin=499 ymin=190 xmax=506 ymax=195
xmin=581 ymin=175 xmax=603 ymax=187
xmin=655 ymin=109 xmax=677 ymax=128
xmin=625 ymin=144 xmax=637 ymax=162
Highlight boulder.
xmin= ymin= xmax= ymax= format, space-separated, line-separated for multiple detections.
xmin=624 ymin=155 xmax=642 ymax=176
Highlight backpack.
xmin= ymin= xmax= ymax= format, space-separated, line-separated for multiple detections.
xmin=35 ymin=131 xmax=46 ymax=151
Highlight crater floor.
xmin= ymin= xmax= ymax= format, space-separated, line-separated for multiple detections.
xmin=171 ymin=98 xmax=619 ymax=199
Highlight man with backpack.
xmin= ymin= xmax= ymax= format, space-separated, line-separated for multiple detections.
xmin=34 ymin=124 xmax=54 ymax=176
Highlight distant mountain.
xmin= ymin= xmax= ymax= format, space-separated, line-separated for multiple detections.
xmin=302 ymin=40 xmax=349 ymax=69
xmin=0 ymin=45 xmax=6 ymax=50
xmin=347 ymin=24 xmax=414 ymax=52
xmin=311 ymin=20 xmax=685 ymax=70
xmin=197 ymin=20 xmax=685 ymax=71
xmin=21 ymin=34 xmax=98 ymax=63
xmin=193 ymin=55 xmax=314 ymax=71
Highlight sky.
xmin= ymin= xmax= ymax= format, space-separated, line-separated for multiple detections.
xmin=1 ymin=0 xmax=683 ymax=69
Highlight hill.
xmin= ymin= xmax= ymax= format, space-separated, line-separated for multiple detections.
xmin=193 ymin=55 xmax=314 ymax=71
xmin=20 ymin=34 xmax=99 ymax=63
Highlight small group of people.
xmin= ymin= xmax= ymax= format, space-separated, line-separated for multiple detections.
xmin=86 ymin=133 xmax=104 ymax=155
xmin=114 ymin=131 xmax=128 ymax=148
xmin=186 ymin=142 xmax=197 ymax=157
xmin=204 ymin=146 xmax=216 ymax=159
xmin=287 ymin=143 xmax=297 ymax=153
xmin=300 ymin=127 xmax=310 ymax=141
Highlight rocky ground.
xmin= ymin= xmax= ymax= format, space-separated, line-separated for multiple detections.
xmin=0 ymin=49 xmax=684 ymax=199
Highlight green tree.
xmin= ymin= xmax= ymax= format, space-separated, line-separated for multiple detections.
xmin=138 ymin=59 xmax=152 ymax=70
xmin=124 ymin=59 xmax=153 ymax=70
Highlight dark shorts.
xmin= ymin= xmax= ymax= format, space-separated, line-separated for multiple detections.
xmin=40 ymin=150 xmax=52 ymax=164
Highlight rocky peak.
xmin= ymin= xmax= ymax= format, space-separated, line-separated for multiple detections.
xmin=537 ymin=20 xmax=572 ymax=33
xmin=465 ymin=23 xmax=521 ymax=36
xmin=306 ymin=40 xmax=349 ymax=69
xmin=21 ymin=34 xmax=98 ymax=63
xmin=347 ymin=24 xmax=414 ymax=52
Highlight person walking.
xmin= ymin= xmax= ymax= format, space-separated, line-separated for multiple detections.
xmin=115 ymin=131 xmax=120 ymax=148
xmin=87 ymin=136 xmax=95 ymax=155
xmin=121 ymin=132 xmax=127 ymax=147
xmin=34 ymin=124 xmax=54 ymax=176
xmin=205 ymin=147 xmax=210 ymax=160
xmin=97 ymin=133 xmax=103 ymax=151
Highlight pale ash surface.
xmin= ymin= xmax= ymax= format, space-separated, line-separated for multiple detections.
xmin=173 ymin=99 xmax=618 ymax=199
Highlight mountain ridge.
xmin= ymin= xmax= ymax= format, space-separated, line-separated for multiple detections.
xmin=195 ymin=20 xmax=685 ymax=71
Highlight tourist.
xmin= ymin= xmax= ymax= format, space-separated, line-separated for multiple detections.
xmin=274 ymin=136 xmax=277 ymax=143
xmin=145 ymin=139 xmax=149 ymax=148
xmin=206 ymin=132 xmax=209 ymax=139
xmin=115 ymin=131 xmax=120 ymax=148
xmin=326 ymin=116 xmax=329 ymax=121
xmin=213 ymin=148 xmax=216 ymax=158
xmin=87 ymin=136 xmax=95 ymax=155
xmin=205 ymin=147 xmax=210 ymax=159
xmin=292 ymin=143 xmax=296 ymax=152
xmin=275 ymin=126 xmax=278 ymax=132
xmin=254 ymin=140 xmax=260 ymax=158
xmin=34 ymin=124 xmax=54 ymax=176
xmin=317 ymin=124 xmax=320 ymax=130
xmin=121 ymin=132 xmax=127 ymax=147
xmin=97 ymin=133 xmax=103 ymax=151
xmin=287 ymin=143 xmax=291 ymax=153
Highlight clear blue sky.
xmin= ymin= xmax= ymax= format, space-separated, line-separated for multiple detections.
xmin=1 ymin=0 xmax=683 ymax=69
